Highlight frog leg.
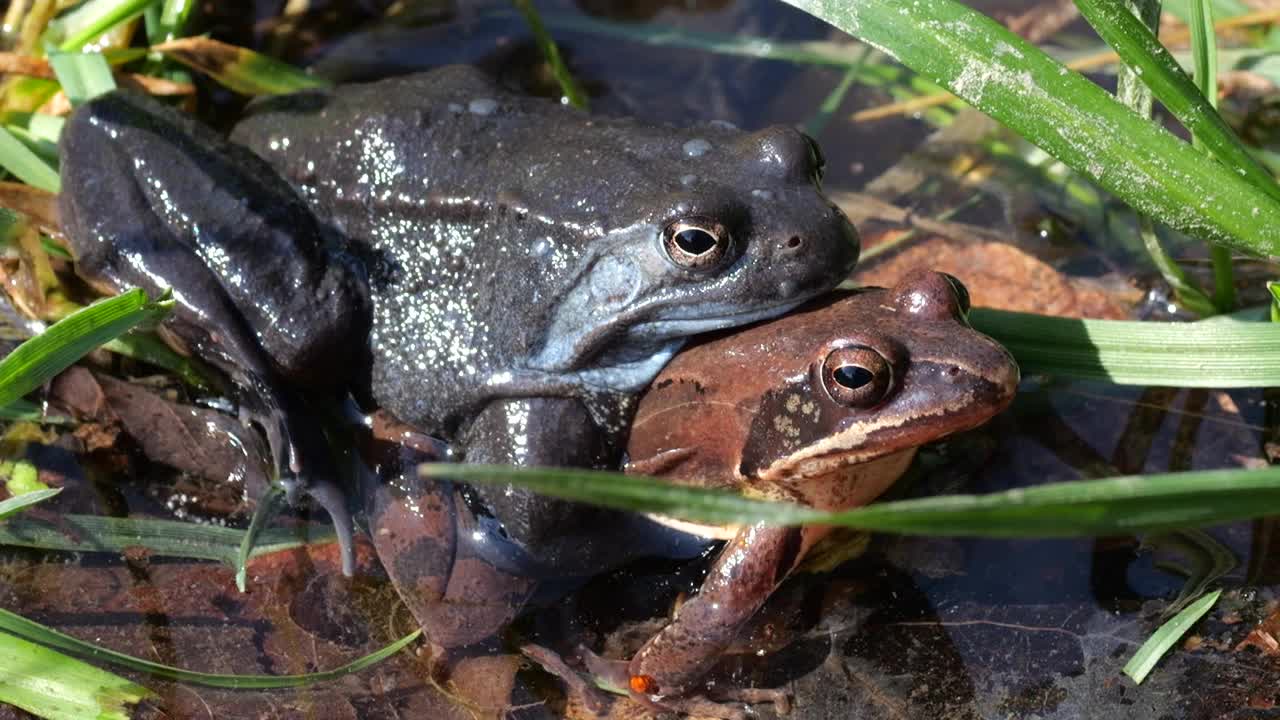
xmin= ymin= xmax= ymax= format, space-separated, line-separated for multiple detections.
xmin=59 ymin=90 xmax=370 ymax=575
xmin=360 ymin=427 xmax=536 ymax=656
xmin=624 ymin=522 xmax=805 ymax=717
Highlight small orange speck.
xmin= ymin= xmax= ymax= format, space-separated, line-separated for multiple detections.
xmin=630 ymin=674 xmax=658 ymax=695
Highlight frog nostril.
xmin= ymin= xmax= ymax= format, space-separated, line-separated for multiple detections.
xmin=786 ymin=236 xmax=803 ymax=250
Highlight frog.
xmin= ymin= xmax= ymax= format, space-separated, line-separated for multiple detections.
xmin=55 ymin=64 xmax=859 ymax=626
xmin=535 ymin=270 xmax=1020 ymax=718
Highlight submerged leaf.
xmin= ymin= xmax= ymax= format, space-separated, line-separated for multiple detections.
xmin=1123 ymin=589 xmax=1223 ymax=683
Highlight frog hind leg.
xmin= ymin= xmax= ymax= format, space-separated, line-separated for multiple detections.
xmin=58 ymin=89 xmax=369 ymax=574
xmin=360 ymin=430 xmax=537 ymax=658
xmin=625 ymin=522 xmax=805 ymax=717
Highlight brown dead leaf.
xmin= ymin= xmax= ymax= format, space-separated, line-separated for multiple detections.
xmin=0 ymin=51 xmax=195 ymax=96
xmin=48 ymin=368 xmax=271 ymax=510
xmin=1235 ymin=603 xmax=1280 ymax=656
xmin=855 ymin=238 xmax=1133 ymax=319
xmin=0 ymin=182 xmax=60 ymax=236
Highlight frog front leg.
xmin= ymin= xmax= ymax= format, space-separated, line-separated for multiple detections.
xmin=625 ymin=522 xmax=806 ymax=717
xmin=58 ymin=90 xmax=371 ymax=573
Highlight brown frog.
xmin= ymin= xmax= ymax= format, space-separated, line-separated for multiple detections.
xmin=570 ymin=270 xmax=1020 ymax=718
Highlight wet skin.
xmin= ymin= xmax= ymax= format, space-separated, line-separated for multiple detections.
xmin=55 ymin=65 xmax=858 ymax=634
xmin=594 ymin=270 xmax=1020 ymax=717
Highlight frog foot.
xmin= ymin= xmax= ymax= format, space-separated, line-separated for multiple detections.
xmin=299 ymin=475 xmax=356 ymax=577
xmin=520 ymin=644 xmax=612 ymax=714
xmin=243 ymin=403 xmax=357 ymax=577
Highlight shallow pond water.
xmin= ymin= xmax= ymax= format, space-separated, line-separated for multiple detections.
xmin=2 ymin=0 xmax=1279 ymax=718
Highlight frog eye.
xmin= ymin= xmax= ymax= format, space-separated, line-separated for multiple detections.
xmin=821 ymin=346 xmax=892 ymax=407
xmin=662 ymin=218 xmax=733 ymax=271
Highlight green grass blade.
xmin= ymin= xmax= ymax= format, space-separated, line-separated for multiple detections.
xmin=52 ymin=0 xmax=154 ymax=53
xmin=0 ymin=609 xmax=420 ymax=689
xmin=154 ymin=38 xmax=328 ymax=96
xmin=0 ymin=400 xmax=68 ymax=424
xmin=0 ymin=488 xmax=61 ymax=522
xmin=422 ymin=463 xmax=1280 ymax=537
xmin=0 ymin=127 xmax=60 ymax=193
xmin=1122 ymin=588 xmax=1221 ymax=683
xmin=0 ymin=630 xmax=151 ymax=720
xmin=511 ymin=0 xmax=588 ymax=109
xmin=101 ymin=332 xmax=215 ymax=391
xmin=969 ymin=308 xmax=1280 ymax=387
xmin=0 ymin=514 xmax=333 ymax=566
xmin=0 ymin=289 xmax=172 ymax=409
xmin=47 ymin=52 xmax=117 ymax=106
xmin=780 ymin=0 xmax=1280 ymax=256
xmin=1074 ymin=0 xmax=1280 ymax=204
xmin=236 ymin=484 xmax=286 ymax=592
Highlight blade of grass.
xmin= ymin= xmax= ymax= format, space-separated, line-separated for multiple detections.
xmin=1074 ymin=0 xmax=1280 ymax=204
xmin=0 ymin=630 xmax=151 ymax=720
xmin=0 ymin=608 xmax=420 ymax=689
xmin=1122 ymin=588 xmax=1221 ymax=683
xmin=47 ymin=51 xmax=117 ymax=106
xmin=423 ymin=463 xmax=1280 ymax=537
xmin=236 ymin=484 xmax=286 ymax=592
xmin=0 ymin=488 xmax=60 ymax=521
xmin=153 ymin=38 xmax=328 ymax=95
xmin=511 ymin=0 xmax=588 ymax=109
xmin=805 ymin=54 xmax=867 ymax=137
xmin=1114 ymin=1 xmax=1215 ymax=314
xmin=780 ymin=0 xmax=1280 ymax=256
xmin=0 ymin=400 xmax=69 ymax=424
xmin=969 ymin=308 xmax=1280 ymax=386
xmin=0 ymin=127 xmax=59 ymax=192
xmin=101 ymin=333 xmax=216 ymax=391
xmin=51 ymin=0 xmax=153 ymax=53
xmin=0 ymin=513 xmax=333 ymax=566
xmin=0 ymin=289 xmax=172 ymax=409
xmin=1186 ymin=0 xmax=1238 ymax=311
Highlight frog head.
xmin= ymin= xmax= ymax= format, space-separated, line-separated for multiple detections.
xmin=531 ymin=123 xmax=860 ymax=392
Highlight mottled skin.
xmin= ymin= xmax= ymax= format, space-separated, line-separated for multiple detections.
xmin=56 ymin=66 xmax=858 ymax=648
xmin=603 ymin=271 xmax=1020 ymax=717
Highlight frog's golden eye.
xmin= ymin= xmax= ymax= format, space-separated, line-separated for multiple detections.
xmin=821 ymin=346 xmax=892 ymax=407
xmin=662 ymin=218 xmax=733 ymax=271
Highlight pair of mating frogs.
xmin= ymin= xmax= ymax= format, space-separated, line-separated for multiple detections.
xmin=56 ymin=65 xmax=1018 ymax=717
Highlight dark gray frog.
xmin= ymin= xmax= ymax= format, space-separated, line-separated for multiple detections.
xmin=57 ymin=65 xmax=859 ymax=649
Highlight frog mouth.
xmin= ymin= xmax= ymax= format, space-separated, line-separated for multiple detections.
xmin=626 ymin=290 xmax=822 ymax=341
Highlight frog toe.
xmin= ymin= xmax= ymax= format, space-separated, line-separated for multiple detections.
xmin=305 ymin=476 xmax=356 ymax=576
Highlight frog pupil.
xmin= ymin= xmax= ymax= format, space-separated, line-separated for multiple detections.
xmin=674 ymin=228 xmax=717 ymax=255
xmin=833 ymin=364 xmax=872 ymax=388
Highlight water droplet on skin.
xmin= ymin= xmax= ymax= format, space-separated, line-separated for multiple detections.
xmin=469 ymin=98 xmax=498 ymax=115
xmin=683 ymin=138 xmax=712 ymax=157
